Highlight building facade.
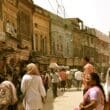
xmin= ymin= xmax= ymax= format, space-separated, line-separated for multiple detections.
xmin=0 ymin=1 xmax=110 ymax=73
xmin=0 ymin=0 xmax=18 ymax=62
xmin=81 ymin=27 xmax=97 ymax=63
xmin=0 ymin=0 xmax=33 ymax=62
xmin=49 ymin=13 xmax=73 ymax=66
xmin=68 ymin=18 xmax=109 ymax=72
xmin=69 ymin=18 xmax=83 ymax=68
xmin=33 ymin=5 xmax=50 ymax=71
xmin=95 ymin=29 xmax=110 ymax=73
xmin=17 ymin=0 xmax=33 ymax=60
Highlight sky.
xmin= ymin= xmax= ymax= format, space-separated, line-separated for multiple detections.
xmin=33 ymin=0 xmax=110 ymax=35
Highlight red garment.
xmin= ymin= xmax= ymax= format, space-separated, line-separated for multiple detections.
xmin=59 ymin=71 xmax=67 ymax=81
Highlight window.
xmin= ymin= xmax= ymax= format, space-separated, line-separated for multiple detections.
xmin=41 ymin=36 xmax=47 ymax=55
xmin=18 ymin=11 xmax=31 ymax=39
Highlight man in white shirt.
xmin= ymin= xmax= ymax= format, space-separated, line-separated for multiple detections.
xmin=50 ymin=69 xmax=59 ymax=98
xmin=74 ymin=70 xmax=82 ymax=90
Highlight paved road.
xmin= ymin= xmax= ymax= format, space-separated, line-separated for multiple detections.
xmin=43 ymin=88 xmax=83 ymax=110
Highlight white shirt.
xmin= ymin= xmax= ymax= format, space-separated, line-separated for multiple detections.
xmin=21 ymin=74 xmax=46 ymax=110
xmin=74 ymin=71 xmax=82 ymax=81
xmin=50 ymin=72 xmax=59 ymax=83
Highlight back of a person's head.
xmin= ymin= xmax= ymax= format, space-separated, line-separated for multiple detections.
xmin=1 ymin=81 xmax=18 ymax=104
xmin=60 ymin=68 xmax=66 ymax=72
xmin=90 ymin=72 xmax=100 ymax=84
xmin=27 ymin=63 xmax=39 ymax=75
xmin=90 ymin=72 xmax=105 ymax=99
xmin=84 ymin=56 xmax=90 ymax=62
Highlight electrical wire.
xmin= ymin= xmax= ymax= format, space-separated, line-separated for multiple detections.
xmin=47 ymin=0 xmax=69 ymax=18
xmin=55 ymin=0 xmax=68 ymax=18
xmin=60 ymin=0 xmax=69 ymax=17
xmin=47 ymin=0 xmax=56 ymax=12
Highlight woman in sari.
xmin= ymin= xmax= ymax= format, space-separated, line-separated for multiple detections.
xmin=74 ymin=72 xmax=105 ymax=110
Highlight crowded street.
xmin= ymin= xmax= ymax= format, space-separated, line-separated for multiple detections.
xmin=0 ymin=0 xmax=110 ymax=110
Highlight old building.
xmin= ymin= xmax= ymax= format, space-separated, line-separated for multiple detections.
xmin=95 ymin=29 xmax=110 ymax=73
xmin=81 ymin=27 xmax=97 ymax=64
xmin=49 ymin=13 xmax=73 ymax=66
xmin=68 ymin=18 xmax=83 ymax=68
xmin=1 ymin=0 xmax=18 ymax=61
xmin=63 ymin=19 xmax=73 ymax=67
xmin=0 ymin=0 xmax=110 ymax=73
xmin=68 ymin=18 xmax=99 ymax=70
xmin=49 ymin=13 xmax=65 ymax=65
xmin=17 ymin=0 xmax=33 ymax=60
xmin=33 ymin=5 xmax=50 ymax=71
xmin=0 ymin=0 xmax=33 ymax=63
xmin=69 ymin=18 xmax=110 ymax=72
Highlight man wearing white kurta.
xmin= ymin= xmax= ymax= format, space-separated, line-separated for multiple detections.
xmin=21 ymin=63 xmax=46 ymax=110
xmin=75 ymin=70 xmax=83 ymax=90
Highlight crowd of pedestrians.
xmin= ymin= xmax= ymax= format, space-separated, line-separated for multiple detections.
xmin=0 ymin=56 xmax=110 ymax=110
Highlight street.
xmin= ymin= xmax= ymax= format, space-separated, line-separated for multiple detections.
xmin=43 ymin=88 xmax=83 ymax=110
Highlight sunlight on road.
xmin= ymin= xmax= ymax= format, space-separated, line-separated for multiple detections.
xmin=43 ymin=88 xmax=83 ymax=110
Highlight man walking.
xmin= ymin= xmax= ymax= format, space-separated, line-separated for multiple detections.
xmin=82 ymin=56 xmax=95 ymax=94
xmin=50 ymin=69 xmax=59 ymax=98
xmin=74 ymin=70 xmax=82 ymax=90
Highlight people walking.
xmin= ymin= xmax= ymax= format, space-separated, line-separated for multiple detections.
xmin=50 ymin=69 xmax=59 ymax=98
xmin=74 ymin=72 xmax=105 ymax=110
xmin=59 ymin=68 xmax=67 ymax=92
xmin=66 ymin=69 xmax=72 ymax=88
xmin=41 ymin=71 xmax=50 ymax=95
xmin=104 ymin=67 xmax=110 ymax=110
xmin=21 ymin=63 xmax=46 ymax=110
